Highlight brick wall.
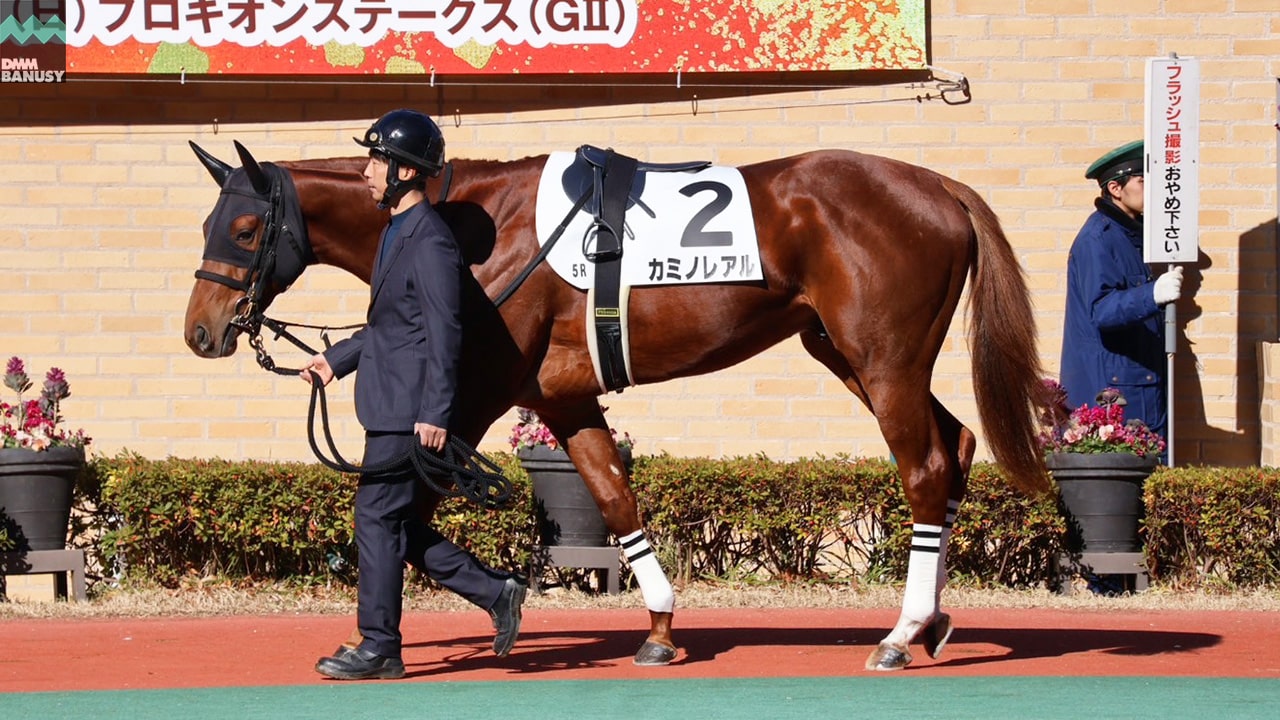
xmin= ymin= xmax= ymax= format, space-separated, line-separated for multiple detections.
xmin=1 ymin=2 xmax=1276 ymax=466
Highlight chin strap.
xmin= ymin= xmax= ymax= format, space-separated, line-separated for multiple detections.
xmin=378 ymin=158 xmax=418 ymax=210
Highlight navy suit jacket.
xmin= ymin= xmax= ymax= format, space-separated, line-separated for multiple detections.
xmin=324 ymin=202 xmax=463 ymax=432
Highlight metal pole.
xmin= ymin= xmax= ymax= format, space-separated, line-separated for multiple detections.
xmin=1165 ymin=265 xmax=1177 ymax=466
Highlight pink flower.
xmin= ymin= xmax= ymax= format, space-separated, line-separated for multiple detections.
xmin=510 ymin=406 xmax=632 ymax=452
xmin=1037 ymin=383 xmax=1164 ymax=458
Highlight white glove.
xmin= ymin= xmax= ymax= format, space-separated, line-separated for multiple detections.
xmin=1152 ymin=266 xmax=1184 ymax=305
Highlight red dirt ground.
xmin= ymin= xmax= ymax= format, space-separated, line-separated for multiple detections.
xmin=3 ymin=606 xmax=1277 ymax=692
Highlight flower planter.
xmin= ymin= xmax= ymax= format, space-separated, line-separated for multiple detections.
xmin=0 ymin=446 xmax=83 ymax=551
xmin=517 ymin=445 xmax=630 ymax=548
xmin=1046 ymin=451 xmax=1158 ymax=553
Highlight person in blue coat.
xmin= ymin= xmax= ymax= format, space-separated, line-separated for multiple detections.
xmin=1060 ymin=140 xmax=1183 ymax=448
xmin=302 ymin=109 xmax=526 ymax=680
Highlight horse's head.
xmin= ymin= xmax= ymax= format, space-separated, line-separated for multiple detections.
xmin=184 ymin=141 xmax=313 ymax=358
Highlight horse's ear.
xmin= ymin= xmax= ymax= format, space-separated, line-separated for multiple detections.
xmin=189 ymin=141 xmax=232 ymax=187
xmin=233 ymin=140 xmax=271 ymax=195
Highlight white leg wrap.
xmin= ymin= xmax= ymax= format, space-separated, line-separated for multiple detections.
xmin=883 ymin=502 xmax=961 ymax=650
xmin=619 ymin=530 xmax=674 ymax=613
xmin=934 ymin=499 xmax=959 ymax=600
xmin=901 ymin=522 xmax=944 ymax=624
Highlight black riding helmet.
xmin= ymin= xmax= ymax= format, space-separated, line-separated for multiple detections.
xmin=354 ymin=109 xmax=446 ymax=208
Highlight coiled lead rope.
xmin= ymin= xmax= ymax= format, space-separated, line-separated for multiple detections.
xmin=243 ymin=317 xmax=514 ymax=509
xmin=302 ymin=371 xmax=514 ymax=510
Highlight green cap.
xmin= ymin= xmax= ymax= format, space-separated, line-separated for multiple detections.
xmin=1085 ymin=140 xmax=1144 ymax=186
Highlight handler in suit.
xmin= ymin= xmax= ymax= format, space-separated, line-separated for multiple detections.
xmin=303 ymin=109 xmax=526 ymax=681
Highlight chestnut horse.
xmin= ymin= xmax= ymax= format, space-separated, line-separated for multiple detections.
xmin=183 ymin=141 xmax=1049 ymax=671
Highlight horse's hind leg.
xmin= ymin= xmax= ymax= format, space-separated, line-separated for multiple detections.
xmin=801 ymin=332 xmax=974 ymax=670
xmin=866 ymin=395 xmax=974 ymax=671
xmin=537 ymin=401 xmax=678 ymax=666
xmin=921 ymin=399 xmax=974 ymax=659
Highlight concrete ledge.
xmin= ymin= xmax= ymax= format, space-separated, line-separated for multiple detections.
xmin=0 ymin=549 xmax=87 ymax=601
xmin=529 ymin=545 xmax=621 ymax=595
xmin=1053 ymin=552 xmax=1149 ymax=595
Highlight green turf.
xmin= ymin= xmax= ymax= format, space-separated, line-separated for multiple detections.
xmin=3 ymin=676 xmax=1277 ymax=719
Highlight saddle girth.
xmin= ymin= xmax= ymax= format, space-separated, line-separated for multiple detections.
xmin=590 ymin=148 xmax=639 ymax=393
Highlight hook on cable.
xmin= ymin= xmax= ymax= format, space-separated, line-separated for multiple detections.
xmin=940 ymin=76 xmax=971 ymax=106
xmin=924 ymin=64 xmax=972 ymax=106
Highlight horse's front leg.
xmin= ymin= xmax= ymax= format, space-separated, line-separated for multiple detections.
xmin=548 ymin=410 xmax=678 ymax=666
xmin=866 ymin=399 xmax=974 ymax=671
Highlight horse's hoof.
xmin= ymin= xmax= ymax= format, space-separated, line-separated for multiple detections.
xmin=633 ymin=641 xmax=678 ymax=666
xmin=922 ymin=612 xmax=953 ymax=659
xmin=864 ymin=642 xmax=912 ymax=671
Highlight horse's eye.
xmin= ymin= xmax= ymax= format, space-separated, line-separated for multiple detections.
xmin=234 ymin=229 xmax=255 ymax=245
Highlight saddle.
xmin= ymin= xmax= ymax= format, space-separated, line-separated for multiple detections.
xmin=568 ymin=145 xmax=710 ymax=392
xmin=578 ymin=144 xmax=711 ymax=173
xmin=561 ymin=145 xmax=711 ymax=258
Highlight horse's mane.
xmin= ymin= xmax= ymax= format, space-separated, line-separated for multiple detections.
xmin=277 ymin=156 xmax=364 ymax=175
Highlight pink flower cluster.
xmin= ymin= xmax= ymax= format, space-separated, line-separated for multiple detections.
xmin=509 ymin=406 xmax=633 ymax=451
xmin=1037 ymin=379 xmax=1164 ymax=458
xmin=2 ymin=356 xmax=89 ymax=452
xmin=509 ymin=407 xmax=559 ymax=450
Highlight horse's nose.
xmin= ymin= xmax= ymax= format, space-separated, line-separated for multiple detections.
xmin=191 ymin=324 xmax=215 ymax=355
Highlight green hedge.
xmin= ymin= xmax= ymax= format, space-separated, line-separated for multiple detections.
xmin=1143 ymin=466 xmax=1280 ymax=589
xmin=66 ymin=453 xmax=1280 ymax=593
xmin=81 ymin=453 xmax=359 ymax=585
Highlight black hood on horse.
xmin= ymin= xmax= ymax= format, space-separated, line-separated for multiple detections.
xmin=190 ymin=141 xmax=313 ymax=314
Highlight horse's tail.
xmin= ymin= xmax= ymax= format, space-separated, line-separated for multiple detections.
xmin=943 ymin=177 xmax=1051 ymax=495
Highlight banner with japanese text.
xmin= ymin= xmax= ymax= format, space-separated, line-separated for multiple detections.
xmin=1144 ymin=56 xmax=1200 ymax=264
xmin=64 ymin=0 xmax=928 ymax=75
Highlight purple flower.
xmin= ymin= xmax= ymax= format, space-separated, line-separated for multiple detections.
xmin=43 ymin=367 xmax=70 ymax=402
xmin=4 ymin=355 xmax=31 ymax=395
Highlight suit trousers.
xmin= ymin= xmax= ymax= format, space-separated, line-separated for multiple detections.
xmin=356 ymin=432 xmax=507 ymax=658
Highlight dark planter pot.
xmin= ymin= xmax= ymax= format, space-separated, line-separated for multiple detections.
xmin=1046 ymin=451 xmax=1158 ymax=553
xmin=517 ymin=445 xmax=631 ymax=548
xmin=0 ymin=446 xmax=84 ymax=552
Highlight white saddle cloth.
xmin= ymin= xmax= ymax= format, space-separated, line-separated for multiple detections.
xmin=533 ymin=151 xmax=763 ymax=290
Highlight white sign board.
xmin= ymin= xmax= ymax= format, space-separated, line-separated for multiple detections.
xmin=1143 ymin=56 xmax=1200 ymax=263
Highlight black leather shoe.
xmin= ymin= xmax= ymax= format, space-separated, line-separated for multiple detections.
xmin=315 ymin=646 xmax=405 ymax=680
xmin=489 ymin=575 xmax=527 ymax=657
xmin=317 ymin=644 xmax=359 ymax=664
